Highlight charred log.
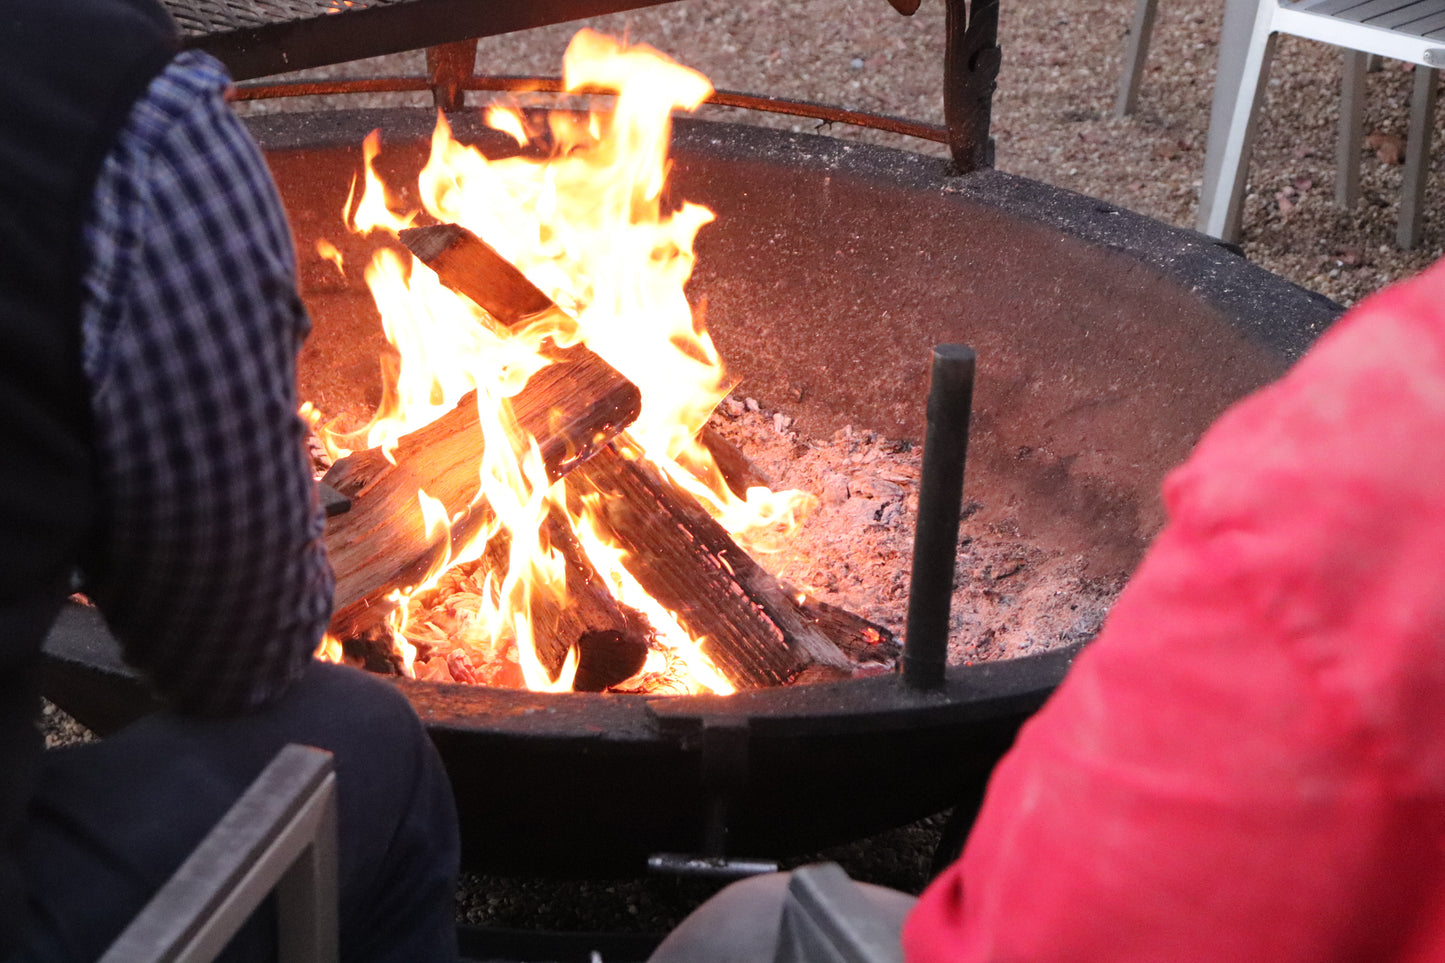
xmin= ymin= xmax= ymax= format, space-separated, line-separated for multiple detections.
xmin=572 ymin=630 xmax=651 ymax=692
xmin=567 ymin=442 xmax=851 ymax=690
xmin=401 ymin=223 xmax=556 ymax=326
xmin=400 ymin=222 xmax=857 ymax=688
xmin=323 ymin=353 xmax=640 ymax=638
xmin=795 ymin=596 xmax=899 ymax=667
xmin=695 ymin=423 xmax=775 ymax=498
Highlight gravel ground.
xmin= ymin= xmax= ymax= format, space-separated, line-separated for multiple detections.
xmin=52 ymin=0 xmax=1445 ymax=951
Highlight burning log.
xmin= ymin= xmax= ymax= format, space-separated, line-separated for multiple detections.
xmin=572 ymin=630 xmax=650 ymax=692
xmin=570 ymin=442 xmax=851 ymax=688
xmin=697 ymin=424 xmax=775 ymax=498
xmin=792 ymin=597 xmax=897 ymax=672
xmin=397 ymin=221 xmax=855 ymax=690
xmin=400 ymin=223 xmax=556 ymax=326
xmin=467 ymin=503 xmax=652 ymax=679
xmin=322 ymin=339 xmax=642 ymax=641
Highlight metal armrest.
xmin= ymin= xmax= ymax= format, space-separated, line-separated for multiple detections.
xmin=100 ymin=744 xmax=339 ymax=963
xmin=774 ymin=863 xmax=904 ymax=963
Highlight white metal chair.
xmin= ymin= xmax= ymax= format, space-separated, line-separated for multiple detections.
xmin=100 ymin=744 xmax=339 ymax=963
xmin=1117 ymin=0 xmax=1443 ymax=248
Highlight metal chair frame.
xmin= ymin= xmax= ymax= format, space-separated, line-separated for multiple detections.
xmin=99 ymin=744 xmax=339 ymax=963
xmin=1116 ymin=0 xmax=1443 ymax=248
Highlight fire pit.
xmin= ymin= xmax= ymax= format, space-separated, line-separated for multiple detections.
xmin=42 ymin=40 xmax=1340 ymax=876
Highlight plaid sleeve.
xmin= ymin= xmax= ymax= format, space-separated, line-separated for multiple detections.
xmin=79 ymin=50 xmax=332 ymax=715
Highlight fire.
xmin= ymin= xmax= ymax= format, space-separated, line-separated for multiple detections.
xmin=311 ymin=30 xmax=815 ymax=694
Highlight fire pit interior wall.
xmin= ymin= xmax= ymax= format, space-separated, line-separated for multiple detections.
xmin=46 ymin=107 xmax=1340 ymax=878
xmin=274 ymin=108 xmax=1333 ymax=583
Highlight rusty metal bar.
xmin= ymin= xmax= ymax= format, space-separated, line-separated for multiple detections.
xmin=231 ymin=75 xmax=950 ymax=145
xmin=902 ymin=345 xmax=976 ymax=691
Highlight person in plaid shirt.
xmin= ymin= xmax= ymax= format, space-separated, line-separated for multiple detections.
xmin=1 ymin=1 xmax=459 ymax=958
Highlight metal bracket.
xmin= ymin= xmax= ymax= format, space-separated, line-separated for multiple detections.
xmin=645 ymin=714 xmax=780 ymax=879
xmin=945 ymin=0 xmax=1001 ymax=173
xmin=426 ymin=39 xmax=479 ymax=111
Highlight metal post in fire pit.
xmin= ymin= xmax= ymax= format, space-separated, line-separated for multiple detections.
xmin=902 ymin=344 xmax=976 ymax=690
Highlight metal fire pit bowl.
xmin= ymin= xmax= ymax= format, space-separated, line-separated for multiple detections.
xmin=43 ymin=107 xmax=1341 ymax=877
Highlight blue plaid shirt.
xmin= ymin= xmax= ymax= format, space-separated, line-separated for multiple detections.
xmin=79 ymin=51 xmax=331 ymax=715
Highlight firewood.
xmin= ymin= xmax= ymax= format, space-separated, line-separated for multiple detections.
xmin=568 ymin=442 xmax=850 ymax=689
xmin=323 ymin=356 xmax=640 ymax=640
xmin=400 ymin=224 xmax=555 ymax=325
xmin=398 ymin=222 xmax=853 ymax=688
xmin=697 ymin=423 xmax=775 ymax=498
xmin=572 ymin=630 xmax=650 ymax=692
xmin=470 ymin=504 xmax=652 ymax=680
xmin=323 ymin=224 xmax=646 ymax=639
xmin=794 ymin=595 xmax=899 ymax=667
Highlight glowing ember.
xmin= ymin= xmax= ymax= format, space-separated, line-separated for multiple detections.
xmin=307 ymin=30 xmax=823 ymax=694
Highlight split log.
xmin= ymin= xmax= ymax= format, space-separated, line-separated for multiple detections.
xmin=323 ymin=355 xmax=640 ymax=640
xmin=400 ymin=223 xmax=555 ymax=326
xmin=398 ymin=221 xmax=854 ymax=689
xmin=463 ymin=503 xmax=652 ymax=680
xmin=794 ymin=596 xmax=899 ymax=667
xmin=399 ymin=223 xmax=642 ymax=482
xmin=568 ymin=441 xmax=851 ymax=689
xmin=696 ymin=423 xmax=775 ymax=498
xmin=572 ymin=631 xmax=650 ymax=693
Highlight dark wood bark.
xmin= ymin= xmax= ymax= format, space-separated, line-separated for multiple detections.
xmin=400 ymin=224 xmax=555 ymax=326
xmin=572 ymin=631 xmax=650 ymax=692
xmin=566 ymin=442 xmax=850 ymax=690
xmin=696 ymin=423 xmax=775 ymax=498
xmin=323 ymin=348 xmax=640 ymax=639
xmin=795 ymin=596 xmax=899 ymax=665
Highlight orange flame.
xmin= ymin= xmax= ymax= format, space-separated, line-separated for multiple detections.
xmin=311 ymin=30 xmax=814 ymax=693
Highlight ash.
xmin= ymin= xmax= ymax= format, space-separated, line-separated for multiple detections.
xmin=711 ymin=395 xmax=1121 ymax=665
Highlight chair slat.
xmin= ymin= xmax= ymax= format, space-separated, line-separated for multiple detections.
xmin=1320 ymin=0 xmax=1431 ymax=24
xmin=1296 ymin=0 xmax=1379 ymax=19
xmin=1375 ymin=0 xmax=1445 ymax=29
xmin=1404 ymin=9 xmax=1445 ymax=31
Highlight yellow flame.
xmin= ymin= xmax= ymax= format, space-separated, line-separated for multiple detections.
xmin=485 ymin=106 xmax=530 ymax=147
xmin=315 ymin=632 xmax=343 ymax=663
xmin=310 ymin=29 xmax=817 ymax=692
xmin=316 ymin=238 xmax=344 ymax=273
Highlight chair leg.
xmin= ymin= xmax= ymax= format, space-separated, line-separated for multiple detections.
xmin=1337 ymin=50 xmax=1368 ymax=209
xmin=1115 ymin=0 xmax=1160 ymax=117
xmin=1397 ymin=66 xmax=1438 ymax=249
xmin=1198 ymin=22 xmax=1279 ymax=242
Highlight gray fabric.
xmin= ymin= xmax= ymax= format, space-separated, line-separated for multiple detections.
xmin=648 ymin=871 xmax=916 ymax=963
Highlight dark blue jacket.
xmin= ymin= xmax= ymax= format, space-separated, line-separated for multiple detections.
xmin=0 ymin=0 xmax=177 ymax=952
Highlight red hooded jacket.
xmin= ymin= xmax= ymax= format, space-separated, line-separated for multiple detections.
xmin=904 ymin=258 xmax=1445 ymax=962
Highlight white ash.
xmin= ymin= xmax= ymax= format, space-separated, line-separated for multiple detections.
xmin=313 ymin=389 xmax=1118 ymax=673
xmin=711 ymin=395 xmax=1120 ymax=665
